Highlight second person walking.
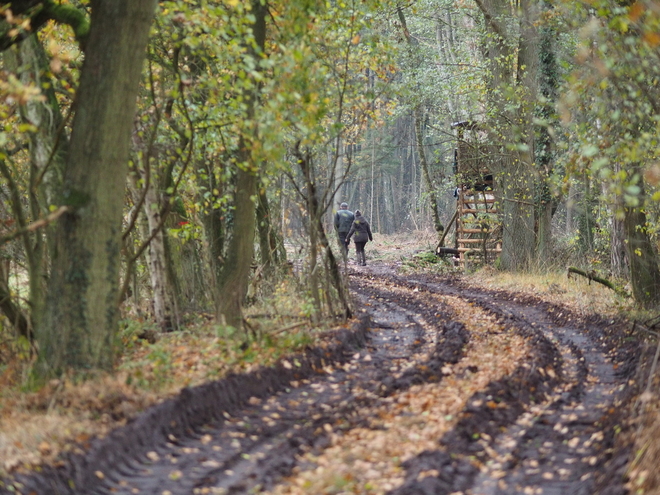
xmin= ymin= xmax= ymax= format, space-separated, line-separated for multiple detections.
xmin=346 ymin=210 xmax=373 ymax=266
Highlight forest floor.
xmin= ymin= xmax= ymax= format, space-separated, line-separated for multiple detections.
xmin=0 ymin=232 xmax=659 ymax=494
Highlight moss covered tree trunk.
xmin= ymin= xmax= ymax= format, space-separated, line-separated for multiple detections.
xmin=38 ymin=0 xmax=156 ymax=376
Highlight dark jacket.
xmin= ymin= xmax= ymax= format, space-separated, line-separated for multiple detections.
xmin=347 ymin=213 xmax=373 ymax=243
xmin=334 ymin=209 xmax=355 ymax=233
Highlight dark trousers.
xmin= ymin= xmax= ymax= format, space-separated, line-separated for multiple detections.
xmin=355 ymin=241 xmax=367 ymax=265
xmin=338 ymin=231 xmax=349 ymax=255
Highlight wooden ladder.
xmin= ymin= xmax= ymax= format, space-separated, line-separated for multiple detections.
xmin=456 ymin=189 xmax=501 ymax=267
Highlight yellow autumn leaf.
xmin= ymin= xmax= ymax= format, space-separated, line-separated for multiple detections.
xmin=644 ymin=32 xmax=660 ymax=47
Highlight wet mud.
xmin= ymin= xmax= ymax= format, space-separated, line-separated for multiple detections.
xmin=0 ymin=265 xmax=641 ymax=495
xmin=387 ymin=272 xmax=639 ymax=495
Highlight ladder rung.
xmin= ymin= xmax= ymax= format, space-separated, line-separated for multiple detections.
xmin=460 ymin=208 xmax=498 ymax=214
xmin=458 ymin=238 xmax=493 ymax=244
xmin=458 ymin=228 xmax=493 ymax=234
xmin=458 ymin=247 xmax=502 ymax=253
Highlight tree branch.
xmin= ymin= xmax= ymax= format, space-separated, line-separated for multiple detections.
xmin=472 ymin=0 xmax=506 ymax=39
xmin=0 ymin=0 xmax=89 ymax=52
xmin=567 ymin=266 xmax=630 ymax=298
xmin=0 ymin=205 xmax=71 ymax=247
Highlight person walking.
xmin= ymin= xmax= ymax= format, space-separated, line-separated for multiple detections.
xmin=334 ymin=202 xmax=354 ymax=256
xmin=346 ymin=210 xmax=373 ymax=266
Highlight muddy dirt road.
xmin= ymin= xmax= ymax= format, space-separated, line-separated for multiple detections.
xmin=3 ymin=264 xmax=638 ymax=494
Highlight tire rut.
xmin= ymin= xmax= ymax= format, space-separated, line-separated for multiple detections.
xmin=3 ymin=275 xmax=468 ymax=494
xmin=362 ymin=272 xmax=634 ymax=495
xmin=1 ymin=268 xmax=638 ymax=495
xmin=100 ymin=283 xmax=468 ymax=495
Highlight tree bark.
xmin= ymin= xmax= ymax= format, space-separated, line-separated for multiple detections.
xmin=476 ymin=0 xmax=539 ymax=271
xmin=143 ymin=174 xmax=176 ymax=332
xmin=196 ymin=156 xmax=225 ymax=292
xmin=38 ymin=0 xmax=156 ymax=376
xmin=215 ymin=0 xmax=267 ymax=329
xmin=256 ymin=177 xmax=282 ymax=276
xmin=609 ymin=165 xmax=628 ymax=279
xmin=610 ymin=215 xmax=628 ymax=279
xmin=216 ymin=159 xmax=258 ymax=329
xmin=414 ymin=108 xmax=444 ymax=235
xmin=534 ymin=11 xmax=559 ymax=264
xmin=624 ymin=193 xmax=660 ymax=308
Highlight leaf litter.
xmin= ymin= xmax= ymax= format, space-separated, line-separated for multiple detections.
xmin=267 ymin=279 xmax=530 ymax=495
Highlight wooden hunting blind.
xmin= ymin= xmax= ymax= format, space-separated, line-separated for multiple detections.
xmin=437 ymin=121 xmax=502 ymax=267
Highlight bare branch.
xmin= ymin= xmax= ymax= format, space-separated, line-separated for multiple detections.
xmin=0 ymin=205 xmax=70 ymax=247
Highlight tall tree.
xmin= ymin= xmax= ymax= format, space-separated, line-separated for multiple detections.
xmin=0 ymin=16 xmax=74 ymax=339
xmin=396 ymin=6 xmax=445 ymax=236
xmin=475 ymin=0 xmax=539 ymax=270
xmin=37 ymin=1 xmax=157 ymax=376
xmin=534 ymin=4 xmax=560 ymax=265
xmin=215 ymin=0 xmax=267 ymax=329
xmin=558 ymin=0 xmax=660 ymax=306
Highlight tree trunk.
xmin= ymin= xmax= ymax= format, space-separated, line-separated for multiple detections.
xmin=610 ymin=215 xmax=628 ymax=279
xmin=500 ymin=173 xmax=536 ymax=270
xmin=167 ymin=202 xmax=208 ymax=311
xmin=196 ymin=157 xmax=225 ymax=291
xmin=0 ymin=260 xmax=30 ymax=338
xmin=396 ymin=6 xmax=444 ymax=235
xmin=38 ymin=0 xmax=156 ymax=376
xmin=609 ymin=165 xmax=628 ymax=279
xmin=3 ymin=34 xmax=68 ymax=338
xmin=126 ymin=161 xmax=177 ymax=332
xmin=256 ymin=177 xmax=276 ymax=275
xmin=143 ymin=175 xmax=176 ymax=332
xmin=576 ymin=177 xmax=596 ymax=254
xmin=534 ymin=10 xmax=559 ymax=264
xmin=216 ymin=161 xmax=258 ymax=328
xmin=296 ymin=147 xmax=351 ymax=321
xmin=414 ymin=108 xmax=444 ymax=235
xmin=214 ymin=0 xmax=267 ymax=329
xmin=624 ymin=183 xmax=660 ymax=307
xmin=476 ymin=0 xmax=539 ymax=271
xmin=535 ymin=196 xmax=554 ymax=267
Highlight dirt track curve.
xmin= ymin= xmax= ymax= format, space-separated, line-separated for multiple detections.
xmin=1 ymin=263 xmax=639 ymax=495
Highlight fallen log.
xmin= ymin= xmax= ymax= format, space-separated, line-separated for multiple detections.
xmin=567 ymin=267 xmax=630 ymax=298
xmin=436 ymin=247 xmax=460 ymax=256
